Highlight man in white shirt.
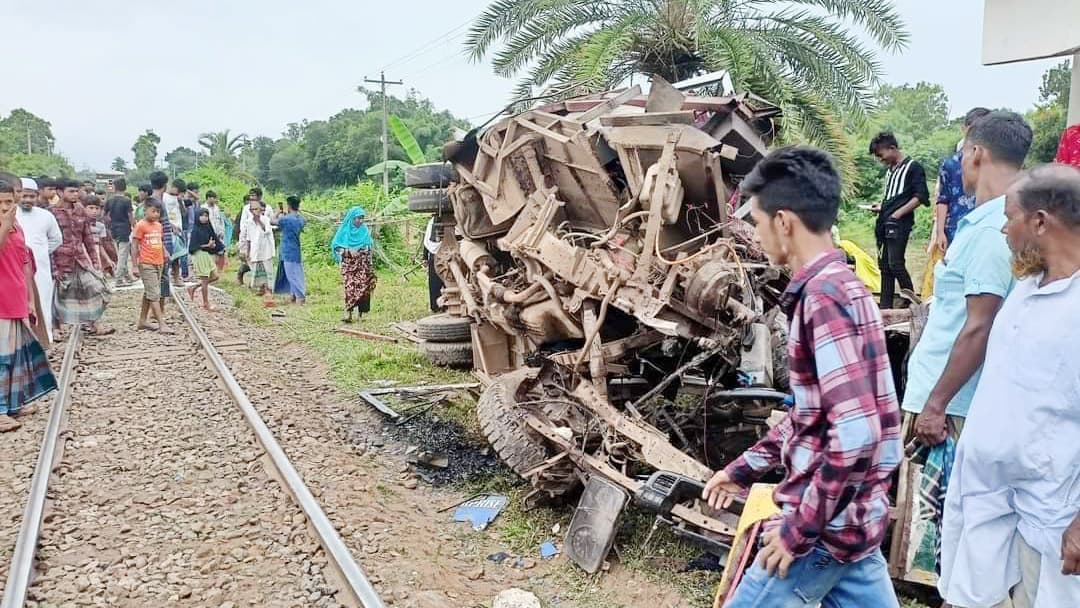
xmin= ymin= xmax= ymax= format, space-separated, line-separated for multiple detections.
xmin=13 ymin=177 xmax=61 ymax=341
xmin=939 ymin=163 xmax=1080 ymax=608
xmin=238 ymin=197 xmax=275 ymax=305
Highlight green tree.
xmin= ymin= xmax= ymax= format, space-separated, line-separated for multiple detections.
xmin=465 ymin=0 xmax=908 ymax=171
xmin=1039 ymin=60 xmax=1071 ymax=107
xmin=131 ymin=130 xmax=161 ymax=173
xmin=164 ymin=146 xmax=198 ymax=175
xmin=197 ymin=129 xmax=248 ymax=167
xmin=247 ymin=136 xmax=277 ymax=184
xmin=268 ymin=142 xmax=311 ymax=193
xmin=2 ymin=153 xmax=75 ymax=177
xmin=111 ymin=157 xmax=128 ymax=173
xmin=0 ymin=108 xmax=55 ymax=155
xmin=1026 ymin=61 xmax=1071 ymax=164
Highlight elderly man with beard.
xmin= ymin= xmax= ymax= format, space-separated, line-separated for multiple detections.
xmin=938 ymin=164 xmax=1080 ymax=608
xmin=13 ymin=177 xmax=61 ymax=342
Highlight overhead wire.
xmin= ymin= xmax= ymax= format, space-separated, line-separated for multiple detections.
xmin=378 ymin=14 xmax=479 ymax=72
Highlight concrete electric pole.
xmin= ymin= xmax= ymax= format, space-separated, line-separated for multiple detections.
xmin=363 ymin=71 xmax=404 ymax=197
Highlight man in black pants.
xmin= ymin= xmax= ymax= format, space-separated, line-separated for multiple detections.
xmin=869 ymin=132 xmax=929 ymax=308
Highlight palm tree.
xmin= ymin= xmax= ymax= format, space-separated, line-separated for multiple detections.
xmin=465 ymin=0 xmax=908 ymax=174
xmin=197 ymin=129 xmax=249 ymax=166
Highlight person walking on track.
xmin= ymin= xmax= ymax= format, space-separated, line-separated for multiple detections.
xmin=0 ymin=179 xmax=57 ymax=432
xmin=50 ymin=179 xmax=112 ymax=336
xmin=186 ymin=207 xmax=222 ymax=310
xmin=331 ymin=206 xmax=376 ymax=323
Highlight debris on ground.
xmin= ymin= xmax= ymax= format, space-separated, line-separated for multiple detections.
xmin=452 ymin=494 xmax=509 ymax=531
xmin=333 ymin=326 xmax=398 ymax=343
xmin=539 ymin=541 xmax=559 ymax=560
xmin=493 ymin=588 xmax=542 ymax=608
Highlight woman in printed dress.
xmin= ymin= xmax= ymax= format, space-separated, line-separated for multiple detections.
xmin=330 ymin=207 xmax=377 ymax=323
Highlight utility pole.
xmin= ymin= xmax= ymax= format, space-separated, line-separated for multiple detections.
xmin=363 ymin=71 xmax=403 ymax=197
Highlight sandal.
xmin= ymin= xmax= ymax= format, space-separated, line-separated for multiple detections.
xmin=89 ymin=326 xmax=116 ymax=337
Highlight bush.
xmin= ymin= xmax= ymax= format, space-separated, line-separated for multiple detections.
xmin=184 ymin=168 xmax=428 ymax=270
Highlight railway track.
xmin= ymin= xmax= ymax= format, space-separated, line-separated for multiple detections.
xmin=0 ymin=290 xmax=385 ymax=608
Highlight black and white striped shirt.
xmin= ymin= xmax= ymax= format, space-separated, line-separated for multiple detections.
xmin=879 ymin=156 xmax=928 ymax=228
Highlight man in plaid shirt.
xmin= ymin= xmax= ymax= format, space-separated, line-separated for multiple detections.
xmin=704 ymin=146 xmax=903 ymax=607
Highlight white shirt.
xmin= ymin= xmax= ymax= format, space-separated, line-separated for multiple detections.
xmin=241 ymin=201 xmax=277 ymax=227
xmin=239 ymin=216 xmax=275 ymax=263
xmin=162 ymin=192 xmax=183 ymax=227
xmin=17 ymin=206 xmax=62 ymax=340
xmin=205 ymin=203 xmax=226 ymax=239
xmin=939 ymin=271 xmax=1080 ymax=608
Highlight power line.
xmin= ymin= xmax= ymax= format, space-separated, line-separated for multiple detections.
xmin=379 ymin=15 xmax=479 ymax=72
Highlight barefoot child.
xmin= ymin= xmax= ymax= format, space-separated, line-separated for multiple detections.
xmin=186 ymin=208 xmax=222 ymax=309
xmin=131 ymin=201 xmax=173 ymax=333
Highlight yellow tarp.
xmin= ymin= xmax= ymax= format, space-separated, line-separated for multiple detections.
xmin=839 ymin=239 xmax=881 ymax=294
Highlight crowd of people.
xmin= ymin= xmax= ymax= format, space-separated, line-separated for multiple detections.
xmin=705 ymin=110 xmax=1080 ymax=608
xmin=0 ymin=169 xmax=379 ymax=432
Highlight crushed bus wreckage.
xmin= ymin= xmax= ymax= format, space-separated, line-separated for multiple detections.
xmin=405 ymin=77 xmax=917 ymax=584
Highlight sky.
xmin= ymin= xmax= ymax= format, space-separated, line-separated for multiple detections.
xmin=1 ymin=0 xmax=1064 ymax=171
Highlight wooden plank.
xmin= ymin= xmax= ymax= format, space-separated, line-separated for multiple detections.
xmin=334 ymin=327 xmax=399 ymax=343
xmin=599 ymin=111 xmax=695 ymax=127
xmin=514 ymin=116 xmax=573 ymax=144
xmin=574 ymin=85 xmax=642 ymax=123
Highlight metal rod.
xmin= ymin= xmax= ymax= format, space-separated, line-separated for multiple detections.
xmin=173 ymin=295 xmax=385 ymax=608
xmin=2 ymin=326 xmax=82 ymax=608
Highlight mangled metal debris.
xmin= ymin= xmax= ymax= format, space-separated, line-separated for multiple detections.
xmin=412 ymin=76 xmax=786 ymax=571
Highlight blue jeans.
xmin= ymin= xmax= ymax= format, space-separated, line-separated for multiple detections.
xmin=726 ymin=546 xmax=899 ymax=608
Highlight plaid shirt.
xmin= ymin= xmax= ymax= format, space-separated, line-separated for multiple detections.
xmin=724 ymin=249 xmax=902 ymax=562
xmin=50 ymin=203 xmax=99 ymax=278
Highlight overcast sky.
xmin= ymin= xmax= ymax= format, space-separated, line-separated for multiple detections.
xmin=1 ymin=0 xmax=1062 ymax=171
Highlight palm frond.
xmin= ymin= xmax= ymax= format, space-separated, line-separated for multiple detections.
xmin=490 ymin=3 xmax=609 ymax=76
xmin=764 ymin=0 xmax=909 ymax=52
xmin=571 ymin=16 xmax=643 ymax=90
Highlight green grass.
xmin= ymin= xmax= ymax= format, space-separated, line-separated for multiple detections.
xmin=220 ymin=262 xmax=471 ymax=389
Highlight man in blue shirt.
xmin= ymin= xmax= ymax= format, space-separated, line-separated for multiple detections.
xmin=933 ymin=107 xmax=990 ymax=253
xmin=273 ymin=195 xmax=306 ymax=304
xmin=905 ymin=111 xmax=1032 ymax=446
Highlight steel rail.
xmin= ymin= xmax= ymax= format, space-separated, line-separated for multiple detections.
xmin=172 ymin=294 xmax=385 ymax=608
xmin=2 ymin=326 xmax=83 ymax=608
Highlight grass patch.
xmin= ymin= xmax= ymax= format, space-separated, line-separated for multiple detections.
xmin=219 ymin=262 xmax=471 ymax=390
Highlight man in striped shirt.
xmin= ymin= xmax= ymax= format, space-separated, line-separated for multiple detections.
xmin=704 ymin=146 xmax=903 ymax=607
xmin=870 ymin=132 xmax=930 ymax=308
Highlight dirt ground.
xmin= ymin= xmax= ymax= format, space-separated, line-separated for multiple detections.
xmin=187 ymin=289 xmax=705 ymax=608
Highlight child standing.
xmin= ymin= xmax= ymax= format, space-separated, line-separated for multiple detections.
xmin=238 ymin=197 xmax=275 ymax=307
xmin=84 ymin=197 xmax=117 ymax=278
xmin=273 ymin=195 xmax=306 ymax=304
xmin=131 ymin=201 xmax=173 ymax=334
xmin=186 ymin=208 xmax=223 ymax=310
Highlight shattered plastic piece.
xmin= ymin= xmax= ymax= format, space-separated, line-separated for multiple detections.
xmin=453 ymin=495 xmax=509 ymax=531
xmin=539 ymin=541 xmax=559 ymax=560
xmin=487 ymin=551 xmax=513 ymax=564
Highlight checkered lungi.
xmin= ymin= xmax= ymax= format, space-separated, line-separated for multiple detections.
xmin=0 ymin=319 xmax=57 ymax=415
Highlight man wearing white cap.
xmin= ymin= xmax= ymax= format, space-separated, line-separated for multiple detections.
xmin=16 ymin=177 xmax=61 ymax=341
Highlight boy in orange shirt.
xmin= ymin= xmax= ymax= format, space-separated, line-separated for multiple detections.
xmin=131 ymin=200 xmax=172 ymax=334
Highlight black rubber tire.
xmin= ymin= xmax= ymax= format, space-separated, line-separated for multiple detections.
xmin=476 ymin=370 xmax=573 ymax=495
xmin=416 ymin=313 xmax=471 ymax=343
xmin=420 ymin=340 xmax=473 ymax=368
xmin=406 ymin=163 xmax=455 ymax=188
xmin=408 ymin=188 xmax=451 ymax=214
